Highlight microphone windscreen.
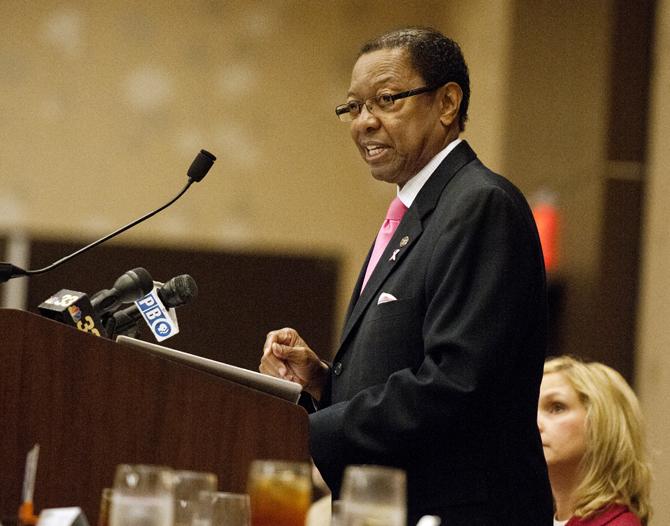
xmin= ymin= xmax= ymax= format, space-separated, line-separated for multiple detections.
xmin=114 ymin=267 xmax=154 ymax=303
xmin=159 ymin=274 xmax=198 ymax=307
xmin=187 ymin=150 xmax=216 ymax=182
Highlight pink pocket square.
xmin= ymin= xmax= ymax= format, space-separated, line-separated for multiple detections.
xmin=377 ymin=292 xmax=398 ymax=305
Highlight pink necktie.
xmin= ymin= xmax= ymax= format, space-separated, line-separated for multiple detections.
xmin=361 ymin=197 xmax=408 ymax=292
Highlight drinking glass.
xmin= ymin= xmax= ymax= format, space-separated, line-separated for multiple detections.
xmin=339 ymin=465 xmax=406 ymax=526
xmin=197 ymin=491 xmax=251 ymax=526
xmin=247 ymin=459 xmax=311 ymax=526
xmin=331 ymin=499 xmax=343 ymax=526
xmin=110 ymin=464 xmax=174 ymax=526
xmin=173 ymin=470 xmax=218 ymax=526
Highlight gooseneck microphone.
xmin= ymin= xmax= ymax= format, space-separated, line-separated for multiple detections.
xmin=0 ymin=150 xmax=216 ymax=283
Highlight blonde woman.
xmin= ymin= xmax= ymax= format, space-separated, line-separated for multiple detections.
xmin=538 ymin=356 xmax=651 ymax=525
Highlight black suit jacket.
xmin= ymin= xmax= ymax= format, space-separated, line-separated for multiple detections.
xmin=308 ymin=141 xmax=553 ymax=525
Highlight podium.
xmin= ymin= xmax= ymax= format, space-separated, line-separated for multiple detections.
xmin=0 ymin=309 xmax=309 ymax=523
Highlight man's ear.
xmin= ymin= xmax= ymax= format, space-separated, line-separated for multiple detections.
xmin=440 ymin=82 xmax=463 ymax=128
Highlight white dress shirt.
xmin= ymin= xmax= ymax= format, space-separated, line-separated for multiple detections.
xmin=397 ymin=138 xmax=462 ymax=207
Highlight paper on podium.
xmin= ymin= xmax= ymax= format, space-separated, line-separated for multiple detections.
xmin=116 ymin=335 xmax=302 ymax=403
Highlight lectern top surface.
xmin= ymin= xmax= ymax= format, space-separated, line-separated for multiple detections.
xmin=116 ymin=335 xmax=302 ymax=403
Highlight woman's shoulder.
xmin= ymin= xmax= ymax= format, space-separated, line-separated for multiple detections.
xmin=567 ymin=504 xmax=642 ymax=526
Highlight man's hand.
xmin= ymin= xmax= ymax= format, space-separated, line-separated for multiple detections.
xmin=260 ymin=327 xmax=329 ymax=401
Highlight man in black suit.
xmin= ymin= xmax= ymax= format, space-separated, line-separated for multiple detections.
xmin=260 ymin=27 xmax=552 ymax=526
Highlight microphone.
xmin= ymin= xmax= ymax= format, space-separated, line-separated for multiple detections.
xmin=107 ymin=274 xmax=198 ymax=339
xmin=38 ymin=289 xmax=107 ymax=337
xmin=37 ymin=268 xmax=153 ymax=338
xmin=0 ymin=150 xmax=216 ymax=283
xmin=90 ymin=267 xmax=155 ymax=317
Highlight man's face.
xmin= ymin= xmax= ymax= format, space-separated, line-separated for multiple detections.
xmin=347 ymin=47 xmax=450 ymax=187
xmin=537 ymin=372 xmax=588 ymax=475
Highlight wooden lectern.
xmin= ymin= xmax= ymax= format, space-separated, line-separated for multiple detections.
xmin=0 ymin=309 xmax=309 ymax=523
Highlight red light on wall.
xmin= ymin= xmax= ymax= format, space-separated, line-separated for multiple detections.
xmin=533 ymin=201 xmax=559 ymax=273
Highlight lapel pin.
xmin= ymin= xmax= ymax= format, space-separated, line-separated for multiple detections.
xmin=390 ymin=248 xmax=400 ymax=261
xmin=399 ymin=236 xmax=409 ymax=247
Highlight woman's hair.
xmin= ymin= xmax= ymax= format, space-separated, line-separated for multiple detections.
xmin=544 ymin=356 xmax=652 ymax=524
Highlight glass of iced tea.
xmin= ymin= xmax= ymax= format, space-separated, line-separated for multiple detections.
xmin=247 ymin=460 xmax=311 ymax=526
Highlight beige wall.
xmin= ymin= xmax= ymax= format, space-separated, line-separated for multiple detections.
xmin=1 ymin=1 xmax=667 ymax=520
xmin=505 ymin=1 xmax=613 ymax=359
xmin=0 ymin=0 xmax=516 ymax=342
xmin=637 ymin=0 xmax=670 ymax=521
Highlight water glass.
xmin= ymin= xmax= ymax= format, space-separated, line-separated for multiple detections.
xmin=331 ymin=499 xmax=343 ymax=526
xmin=247 ymin=459 xmax=311 ymax=526
xmin=174 ymin=470 xmax=218 ymax=526
xmin=339 ymin=465 xmax=406 ymax=526
xmin=110 ymin=464 xmax=174 ymax=526
xmin=197 ymin=491 xmax=251 ymax=526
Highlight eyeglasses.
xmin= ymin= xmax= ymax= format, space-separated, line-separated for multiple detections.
xmin=335 ymin=84 xmax=443 ymax=122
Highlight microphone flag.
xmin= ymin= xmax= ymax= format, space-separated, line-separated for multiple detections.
xmin=134 ymin=286 xmax=179 ymax=342
xmin=38 ymin=289 xmax=106 ymax=337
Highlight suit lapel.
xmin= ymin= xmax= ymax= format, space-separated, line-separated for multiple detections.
xmin=343 ymin=244 xmax=373 ymax=322
xmin=337 ymin=140 xmax=477 ymax=351
xmin=339 ymin=209 xmax=423 ymax=347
